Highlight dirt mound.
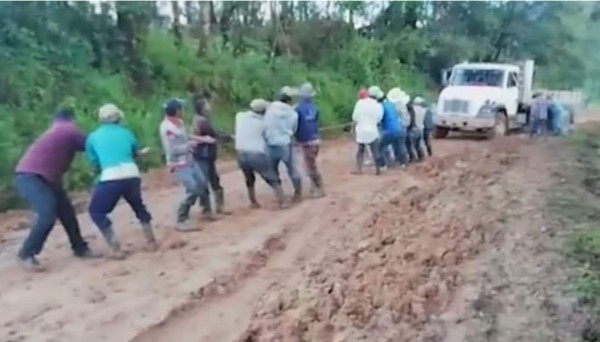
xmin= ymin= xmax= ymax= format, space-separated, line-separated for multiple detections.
xmin=239 ymin=139 xmax=522 ymax=342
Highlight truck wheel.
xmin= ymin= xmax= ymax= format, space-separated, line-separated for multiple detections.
xmin=433 ymin=126 xmax=449 ymax=139
xmin=486 ymin=111 xmax=508 ymax=140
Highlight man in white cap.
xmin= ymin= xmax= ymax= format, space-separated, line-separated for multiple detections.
xmin=351 ymin=86 xmax=384 ymax=174
xmin=295 ymin=82 xmax=325 ymax=198
xmin=235 ymin=99 xmax=286 ymax=208
xmin=86 ymin=103 xmax=155 ymax=259
xmin=264 ymin=86 xmax=303 ymax=202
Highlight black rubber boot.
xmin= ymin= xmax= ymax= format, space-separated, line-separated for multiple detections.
xmin=273 ymin=184 xmax=287 ymax=209
xmin=292 ymin=179 xmax=302 ymax=203
xmin=247 ymin=186 xmax=260 ymax=208
xmin=141 ymin=223 xmax=158 ymax=251
xmin=215 ymin=189 xmax=232 ymax=215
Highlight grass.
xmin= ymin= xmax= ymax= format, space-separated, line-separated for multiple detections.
xmin=549 ymin=126 xmax=600 ymax=341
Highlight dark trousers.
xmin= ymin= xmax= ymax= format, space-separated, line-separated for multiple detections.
xmin=407 ymin=128 xmax=425 ymax=162
xmin=356 ymin=140 xmax=381 ymax=172
xmin=237 ymin=151 xmax=280 ymax=188
xmin=195 ymin=158 xmax=223 ymax=192
xmin=88 ymin=178 xmax=151 ymax=232
xmin=15 ymin=173 xmax=89 ymax=259
xmin=423 ymin=129 xmax=433 ymax=156
xmin=378 ymin=131 xmax=408 ymax=167
xmin=300 ymin=143 xmax=323 ymax=189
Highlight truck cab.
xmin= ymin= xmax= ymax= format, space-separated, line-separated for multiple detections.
xmin=434 ymin=61 xmax=534 ymax=139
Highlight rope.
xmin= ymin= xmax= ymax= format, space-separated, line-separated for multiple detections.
xmin=319 ymin=121 xmax=354 ymax=131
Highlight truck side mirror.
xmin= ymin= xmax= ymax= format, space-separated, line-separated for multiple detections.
xmin=441 ymin=69 xmax=451 ymax=86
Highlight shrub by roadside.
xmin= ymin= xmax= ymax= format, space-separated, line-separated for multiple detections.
xmin=548 ymin=126 xmax=600 ymax=341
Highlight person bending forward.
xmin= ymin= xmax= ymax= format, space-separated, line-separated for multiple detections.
xmin=14 ymin=109 xmax=101 ymax=271
xmin=86 ymin=104 xmax=156 ymax=259
xmin=235 ymin=99 xmax=286 ymax=208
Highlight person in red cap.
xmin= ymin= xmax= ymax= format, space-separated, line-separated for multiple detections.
xmin=358 ymin=88 xmax=369 ymax=99
xmin=356 ymin=88 xmax=373 ymax=167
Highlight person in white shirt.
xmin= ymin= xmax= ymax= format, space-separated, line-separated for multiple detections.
xmin=234 ymin=99 xmax=286 ymax=209
xmin=352 ymin=86 xmax=384 ymax=175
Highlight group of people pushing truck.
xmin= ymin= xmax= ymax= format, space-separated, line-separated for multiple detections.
xmin=12 ymin=83 xmax=433 ymax=272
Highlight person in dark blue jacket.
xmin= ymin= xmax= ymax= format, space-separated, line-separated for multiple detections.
xmin=374 ymin=87 xmax=408 ymax=168
xmin=295 ymin=83 xmax=325 ymax=197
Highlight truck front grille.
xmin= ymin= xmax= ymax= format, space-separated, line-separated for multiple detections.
xmin=443 ymin=99 xmax=469 ymax=114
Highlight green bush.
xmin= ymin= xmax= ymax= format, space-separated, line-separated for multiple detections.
xmin=0 ymin=29 xmax=432 ymax=210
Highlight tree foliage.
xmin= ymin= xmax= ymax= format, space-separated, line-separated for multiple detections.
xmin=0 ymin=0 xmax=597 ymax=209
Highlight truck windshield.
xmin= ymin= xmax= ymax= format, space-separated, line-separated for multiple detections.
xmin=449 ymin=69 xmax=504 ymax=87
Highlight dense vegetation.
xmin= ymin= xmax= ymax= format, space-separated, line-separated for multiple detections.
xmin=0 ymin=1 xmax=599 ymax=209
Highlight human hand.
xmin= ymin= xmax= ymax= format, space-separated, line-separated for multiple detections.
xmin=138 ymin=146 xmax=151 ymax=155
xmin=201 ymin=136 xmax=216 ymax=144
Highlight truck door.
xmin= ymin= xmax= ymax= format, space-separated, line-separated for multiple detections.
xmin=506 ymin=72 xmax=519 ymax=116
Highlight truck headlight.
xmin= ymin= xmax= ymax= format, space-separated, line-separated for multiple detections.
xmin=476 ymin=101 xmax=495 ymax=118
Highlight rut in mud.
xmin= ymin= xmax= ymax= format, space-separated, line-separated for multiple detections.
xmin=0 ymin=130 xmax=587 ymax=342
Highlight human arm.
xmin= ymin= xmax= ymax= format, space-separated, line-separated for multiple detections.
xmin=290 ymin=108 xmax=299 ymax=134
xmin=84 ymin=135 xmax=100 ymax=173
xmin=71 ymin=126 xmax=87 ymax=152
xmin=190 ymin=116 xmax=217 ymax=143
xmin=128 ymin=130 xmax=151 ymax=158
xmin=160 ymin=127 xmax=193 ymax=157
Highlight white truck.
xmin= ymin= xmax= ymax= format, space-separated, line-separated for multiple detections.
xmin=433 ymin=60 xmax=584 ymax=139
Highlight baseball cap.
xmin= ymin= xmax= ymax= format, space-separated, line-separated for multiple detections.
xmin=164 ymin=98 xmax=184 ymax=115
xmin=250 ymin=98 xmax=270 ymax=113
xmin=98 ymin=103 xmax=124 ymax=122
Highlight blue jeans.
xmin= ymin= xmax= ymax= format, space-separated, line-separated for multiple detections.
xmin=378 ymin=131 xmax=408 ymax=167
xmin=15 ymin=173 xmax=89 ymax=259
xmin=173 ymin=164 xmax=210 ymax=222
xmin=88 ymin=178 xmax=151 ymax=232
xmin=529 ymin=117 xmax=548 ymax=137
xmin=267 ymin=144 xmax=302 ymax=185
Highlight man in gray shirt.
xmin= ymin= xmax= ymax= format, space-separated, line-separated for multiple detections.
xmin=235 ymin=99 xmax=286 ymax=209
xmin=529 ymin=92 xmax=549 ymax=138
xmin=263 ymin=86 xmax=303 ymax=203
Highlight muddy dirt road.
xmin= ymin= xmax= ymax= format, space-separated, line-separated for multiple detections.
xmin=0 ymin=126 xmax=587 ymax=342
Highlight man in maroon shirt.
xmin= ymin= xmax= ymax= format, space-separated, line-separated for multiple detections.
xmin=15 ymin=109 xmax=100 ymax=271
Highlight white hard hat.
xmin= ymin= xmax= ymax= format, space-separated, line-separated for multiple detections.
xmin=368 ymin=86 xmax=384 ymax=99
xmin=387 ymin=87 xmax=403 ymax=103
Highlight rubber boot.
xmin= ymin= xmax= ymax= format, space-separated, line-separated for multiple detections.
xmin=141 ymin=222 xmax=158 ymax=252
xmin=199 ymin=192 xmax=217 ymax=222
xmin=100 ymin=226 xmax=126 ymax=260
xmin=292 ymin=179 xmax=302 ymax=203
xmin=310 ymin=175 xmax=325 ymax=198
xmin=247 ymin=186 xmax=260 ymax=208
xmin=273 ymin=184 xmax=287 ymax=209
xmin=215 ymin=189 xmax=232 ymax=215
